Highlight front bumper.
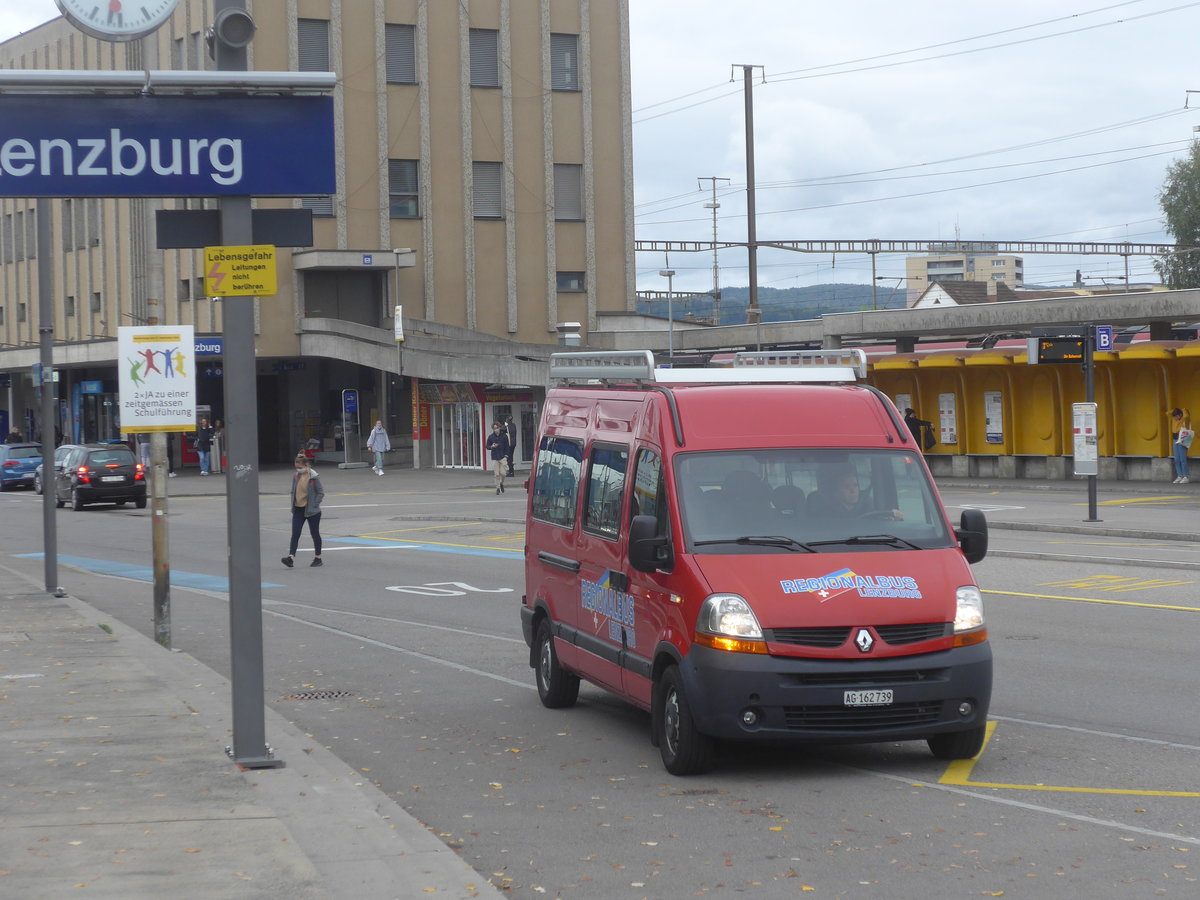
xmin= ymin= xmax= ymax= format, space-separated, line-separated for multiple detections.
xmin=678 ymin=640 xmax=992 ymax=744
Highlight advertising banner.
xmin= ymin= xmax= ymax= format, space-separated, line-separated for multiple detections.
xmin=0 ymin=95 xmax=335 ymax=197
xmin=117 ymin=326 xmax=196 ymax=434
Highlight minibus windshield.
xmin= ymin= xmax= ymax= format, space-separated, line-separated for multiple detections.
xmin=675 ymin=449 xmax=955 ymax=554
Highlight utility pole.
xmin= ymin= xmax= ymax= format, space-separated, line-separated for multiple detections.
xmin=734 ymin=65 xmax=763 ymax=327
xmin=698 ymin=176 xmax=729 ymax=325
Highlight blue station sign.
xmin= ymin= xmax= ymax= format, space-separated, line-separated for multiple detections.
xmin=0 ymin=94 xmax=335 ymax=197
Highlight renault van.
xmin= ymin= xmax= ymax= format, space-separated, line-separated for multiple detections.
xmin=520 ymin=350 xmax=991 ymax=775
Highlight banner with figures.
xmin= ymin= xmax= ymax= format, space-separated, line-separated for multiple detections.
xmin=117 ymin=326 xmax=197 ymax=434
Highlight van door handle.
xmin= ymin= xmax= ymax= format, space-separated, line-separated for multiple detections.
xmin=608 ymin=572 xmax=629 ymax=592
xmin=538 ymin=551 xmax=581 ymax=573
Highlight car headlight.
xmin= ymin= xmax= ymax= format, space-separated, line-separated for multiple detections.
xmin=699 ymin=594 xmax=763 ymax=639
xmin=954 ymin=585 xmax=985 ymax=633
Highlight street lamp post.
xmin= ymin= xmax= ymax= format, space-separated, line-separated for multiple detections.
xmin=659 ymin=266 xmax=676 ymax=359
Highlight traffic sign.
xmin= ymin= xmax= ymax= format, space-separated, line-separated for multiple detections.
xmin=1094 ymin=324 xmax=1113 ymax=351
xmin=204 ymin=245 xmax=277 ymax=297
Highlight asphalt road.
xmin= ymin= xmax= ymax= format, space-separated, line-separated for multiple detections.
xmin=1 ymin=482 xmax=1197 ymax=899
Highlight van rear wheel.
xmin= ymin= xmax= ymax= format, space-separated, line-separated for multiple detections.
xmin=535 ymin=619 xmax=579 ymax=708
xmin=927 ymin=724 xmax=987 ymax=760
xmin=655 ymin=666 xmax=714 ymax=776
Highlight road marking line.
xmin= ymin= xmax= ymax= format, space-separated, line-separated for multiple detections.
xmin=940 ymin=721 xmax=1200 ymax=797
xmin=1094 ymin=495 xmax=1189 ymax=505
xmin=365 ymin=523 xmax=483 ymax=534
xmin=982 ymin=588 xmax=1200 ymax=611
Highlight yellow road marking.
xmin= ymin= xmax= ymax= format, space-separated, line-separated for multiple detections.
xmin=355 ymin=534 xmax=523 ymax=554
xmin=982 ymin=588 xmax=1200 ymax=611
xmin=1093 ymin=495 xmax=1189 ymax=506
xmin=367 ymin=523 xmax=482 ymax=535
xmin=941 ymin=721 xmax=1200 ymax=797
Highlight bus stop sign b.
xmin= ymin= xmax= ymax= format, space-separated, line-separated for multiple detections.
xmin=1094 ymin=325 xmax=1113 ymax=351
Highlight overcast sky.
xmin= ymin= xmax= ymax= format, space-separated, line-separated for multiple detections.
xmin=4 ymin=1 xmax=1199 ymax=297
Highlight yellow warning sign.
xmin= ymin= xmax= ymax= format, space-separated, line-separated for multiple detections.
xmin=204 ymin=245 xmax=277 ymax=297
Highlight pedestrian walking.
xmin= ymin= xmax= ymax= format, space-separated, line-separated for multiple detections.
xmin=366 ymin=419 xmax=391 ymax=475
xmin=283 ymin=451 xmax=324 ymax=567
xmin=504 ymin=415 xmax=517 ymax=476
xmin=195 ymin=417 xmax=214 ymax=475
xmin=136 ymin=432 xmax=151 ymax=468
xmin=486 ymin=421 xmax=510 ymax=494
xmin=1169 ymin=407 xmax=1193 ymax=484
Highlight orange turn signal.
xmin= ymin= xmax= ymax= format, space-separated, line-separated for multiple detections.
xmin=952 ymin=627 xmax=988 ymax=648
xmin=693 ymin=632 xmax=768 ymax=654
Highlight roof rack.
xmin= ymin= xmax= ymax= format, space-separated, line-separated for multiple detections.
xmin=729 ymin=349 xmax=867 ymax=380
xmin=548 ymin=351 xmax=656 ymax=384
xmin=548 ymin=348 xmax=867 ymax=385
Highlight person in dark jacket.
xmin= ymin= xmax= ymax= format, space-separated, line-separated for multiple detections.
xmin=195 ymin=418 xmax=215 ymax=475
xmin=903 ymin=408 xmax=933 ymax=450
xmin=486 ymin=422 xmax=510 ymax=494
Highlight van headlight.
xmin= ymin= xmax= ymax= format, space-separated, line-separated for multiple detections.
xmin=699 ymin=594 xmax=763 ymax=638
xmin=954 ymin=585 xmax=984 ymax=632
xmin=695 ymin=594 xmax=767 ymax=654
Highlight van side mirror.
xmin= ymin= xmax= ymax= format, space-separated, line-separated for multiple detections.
xmin=955 ymin=508 xmax=988 ymax=564
xmin=629 ymin=514 xmax=672 ymax=573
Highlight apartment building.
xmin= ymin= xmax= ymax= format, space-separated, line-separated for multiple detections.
xmin=904 ymin=250 xmax=1023 ymax=307
xmin=0 ymin=0 xmax=634 ymax=468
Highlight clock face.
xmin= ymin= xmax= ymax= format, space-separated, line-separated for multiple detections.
xmin=55 ymin=0 xmax=182 ymax=42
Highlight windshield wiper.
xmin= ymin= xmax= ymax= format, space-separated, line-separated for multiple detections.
xmin=806 ymin=533 xmax=922 ymax=550
xmin=693 ymin=535 xmax=816 ymax=553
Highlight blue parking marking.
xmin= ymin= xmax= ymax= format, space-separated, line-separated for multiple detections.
xmin=14 ymin=553 xmax=284 ymax=591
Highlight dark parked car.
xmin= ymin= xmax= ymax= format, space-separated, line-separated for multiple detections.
xmin=0 ymin=442 xmax=42 ymax=490
xmin=35 ymin=444 xmax=84 ymax=495
xmin=54 ymin=444 xmax=147 ymax=510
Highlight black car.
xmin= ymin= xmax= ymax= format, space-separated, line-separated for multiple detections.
xmin=55 ymin=444 xmax=147 ymax=510
xmin=35 ymin=444 xmax=85 ymax=495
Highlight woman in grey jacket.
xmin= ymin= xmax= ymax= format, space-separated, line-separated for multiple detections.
xmin=283 ymin=451 xmax=325 ymax=567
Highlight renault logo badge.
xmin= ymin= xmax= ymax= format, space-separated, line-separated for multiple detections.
xmin=855 ymin=628 xmax=874 ymax=653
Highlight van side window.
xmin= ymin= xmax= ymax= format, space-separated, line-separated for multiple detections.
xmin=582 ymin=444 xmax=628 ymax=539
xmin=531 ymin=436 xmax=584 ymax=527
xmin=632 ymin=448 xmax=667 ymax=531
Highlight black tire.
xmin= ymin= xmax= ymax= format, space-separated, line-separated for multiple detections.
xmin=654 ymin=665 xmax=714 ymax=776
xmin=55 ymin=496 xmax=65 ymax=508
xmin=134 ymin=496 xmax=147 ymax=509
xmin=34 ymin=474 xmax=41 ymax=495
xmin=927 ymin=725 xmax=987 ymax=760
xmin=534 ymin=618 xmax=579 ymax=708
xmin=72 ymin=488 xmax=85 ymax=511
xmin=114 ymin=500 xmax=126 ymax=508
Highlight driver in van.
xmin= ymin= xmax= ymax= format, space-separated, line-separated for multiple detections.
xmin=808 ymin=470 xmax=902 ymax=521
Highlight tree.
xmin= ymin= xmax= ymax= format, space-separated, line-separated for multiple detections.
xmin=1155 ymin=141 xmax=1200 ymax=288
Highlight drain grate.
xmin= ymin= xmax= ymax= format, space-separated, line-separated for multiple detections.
xmin=277 ymin=689 xmax=356 ymax=701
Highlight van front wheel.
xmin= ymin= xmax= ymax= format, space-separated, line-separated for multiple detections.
xmin=655 ymin=666 xmax=714 ymax=776
xmin=927 ymin=724 xmax=987 ymax=760
xmin=535 ymin=619 xmax=579 ymax=709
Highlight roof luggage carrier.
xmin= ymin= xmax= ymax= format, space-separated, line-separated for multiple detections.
xmin=548 ymin=349 xmax=866 ymax=385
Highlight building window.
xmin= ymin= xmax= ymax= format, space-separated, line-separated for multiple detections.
xmin=298 ymin=19 xmax=330 ymax=72
xmin=193 ymin=278 xmax=204 ymax=301
xmin=556 ymin=271 xmax=585 ymax=292
xmin=25 ymin=210 xmax=36 ymax=260
xmin=65 ymin=296 xmax=76 ymax=317
xmin=473 ymin=161 xmax=503 ymax=219
xmin=550 ymin=33 xmax=579 ymax=91
xmin=469 ymin=29 xmax=499 ymax=87
xmin=301 ymin=196 xmax=335 ymax=217
xmin=553 ymin=164 xmax=583 ymax=220
xmin=388 ymin=159 xmax=419 ymax=217
xmin=991 ymin=274 xmax=1004 ymax=281
xmin=91 ymin=292 xmax=101 ymax=313
xmin=179 ymin=279 xmax=191 ymax=301
xmin=992 ymin=259 xmax=1005 ymax=267
xmin=18 ymin=303 xmax=26 ymax=323
xmin=0 ymin=308 xmax=4 ymax=325
xmin=385 ymin=24 xmax=416 ymax=84
xmin=2 ymin=213 xmax=12 ymax=264
xmin=171 ymin=36 xmax=183 ymax=70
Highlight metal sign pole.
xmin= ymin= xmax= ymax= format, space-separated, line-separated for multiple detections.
xmin=36 ymin=198 xmax=61 ymax=596
xmin=215 ymin=0 xmax=281 ymax=769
